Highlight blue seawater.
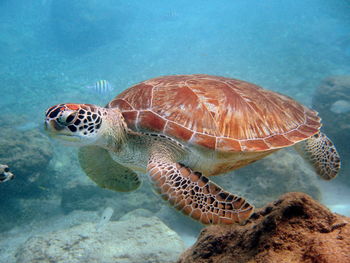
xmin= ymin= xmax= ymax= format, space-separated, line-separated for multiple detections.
xmin=0 ymin=0 xmax=349 ymax=262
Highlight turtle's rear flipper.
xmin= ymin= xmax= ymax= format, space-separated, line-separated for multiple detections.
xmin=78 ymin=145 xmax=141 ymax=192
xmin=294 ymin=132 xmax=341 ymax=180
xmin=147 ymin=156 xmax=254 ymax=225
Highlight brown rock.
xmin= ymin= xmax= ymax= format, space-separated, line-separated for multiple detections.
xmin=178 ymin=192 xmax=350 ymax=263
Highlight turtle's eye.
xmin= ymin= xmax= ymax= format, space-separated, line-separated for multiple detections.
xmin=4 ymin=167 xmax=9 ymax=173
xmin=66 ymin=113 xmax=76 ymax=124
xmin=57 ymin=112 xmax=77 ymax=125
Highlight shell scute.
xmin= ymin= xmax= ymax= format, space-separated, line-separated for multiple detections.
xmin=121 ymin=111 xmax=138 ymax=130
xmin=284 ymin=130 xmax=309 ymax=142
xmin=109 ymin=99 xmax=133 ymax=110
xmin=240 ymin=139 xmax=270 ymax=151
xmin=152 ymin=84 xmax=218 ymax=135
xmin=164 ymin=121 xmax=194 ymax=141
xmin=306 ymin=117 xmax=320 ymax=127
xmin=216 ymin=138 xmax=242 ymax=152
xmin=116 ymin=83 xmax=153 ymax=110
xmin=138 ymin=111 xmax=166 ymax=132
xmin=265 ymin=135 xmax=294 ymax=148
xmin=298 ymin=125 xmax=319 ymax=135
xmin=191 ymin=133 xmax=216 ymax=149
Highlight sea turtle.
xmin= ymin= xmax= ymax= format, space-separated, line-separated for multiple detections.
xmin=0 ymin=164 xmax=15 ymax=183
xmin=44 ymin=74 xmax=341 ymax=225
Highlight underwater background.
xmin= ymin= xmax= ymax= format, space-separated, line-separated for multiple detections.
xmin=0 ymin=0 xmax=349 ymax=262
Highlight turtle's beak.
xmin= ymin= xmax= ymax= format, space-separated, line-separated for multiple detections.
xmin=45 ymin=119 xmax=64 ymax=132
xmin=44 ymin=119 xmax=80 ymax=142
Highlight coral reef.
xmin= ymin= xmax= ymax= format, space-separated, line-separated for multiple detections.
xmin=0 ymin=114 xmax=54 ymax=232
xmin=16 ymin=214 xmax=185 ymax=263
xmin=178 ymin=192 xmax=350 ymax=263
xmin=312 ymin=76 xmax=350 ymax=185
xmin=0 ymin=116 xmax=53 ymax=197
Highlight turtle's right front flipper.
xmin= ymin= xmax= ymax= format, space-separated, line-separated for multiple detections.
xmin=147 ymin=155 xmax=254 ymax=225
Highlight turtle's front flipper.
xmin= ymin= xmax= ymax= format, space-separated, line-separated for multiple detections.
xmin=147 ymin=155 xmax=254 ymax=225
xmin=294 ymin=132 xmax=341 ymax=180
xmin=78 ymin=145 xmax=141 ymax=192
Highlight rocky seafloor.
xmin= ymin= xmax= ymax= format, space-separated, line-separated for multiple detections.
xmin=179 ymin=192 xmax=350 ymax=263
xmin=15 ymin=212 xmax=185 ymax=263
xmin=2 ymin=191 xmax=349 ymax=263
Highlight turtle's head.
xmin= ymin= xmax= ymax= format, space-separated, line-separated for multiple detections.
xmin=44 ymin=103 xmax=124 ymax=147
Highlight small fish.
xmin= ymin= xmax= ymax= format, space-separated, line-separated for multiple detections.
xmin=330 ymin=100 xmax=350 ymax=114
xmin=0 ymin=164 xmax=15 ymax=183
xmin=85 ymin=80 xmax=113 ymax=95
xmin=96 ymin=207 xmax=114 ymax=231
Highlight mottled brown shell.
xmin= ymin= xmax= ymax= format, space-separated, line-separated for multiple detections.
xmin=107 ymin=74 xmax=320 ymax=152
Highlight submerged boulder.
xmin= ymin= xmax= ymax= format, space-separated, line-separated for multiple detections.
xmin=16 ymin=215 xmax=185 ymax=263
xmin=178 ymin=192 xmax=350 ymax=263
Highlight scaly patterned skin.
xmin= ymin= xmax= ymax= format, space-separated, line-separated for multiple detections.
xmin=294 ymin=132 xmax=341 ymax=180
xmin=147 ymin=155 xmax=254 ymax=224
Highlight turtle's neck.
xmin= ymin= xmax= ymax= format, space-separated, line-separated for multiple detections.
xmin=97 ymin=108 xmax=127 ymax=152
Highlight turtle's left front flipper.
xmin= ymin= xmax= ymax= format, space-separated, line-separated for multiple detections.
xmin=294 ymin=132 xmax=341 ymax=180
xmin=147 ymin=155 xmax=254 ymax=225
xmin=78 ymin=145 xmax=141 ymax=192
